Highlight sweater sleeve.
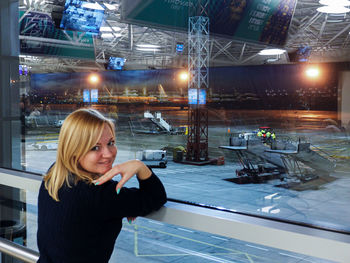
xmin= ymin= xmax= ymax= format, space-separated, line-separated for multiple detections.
xmin=92 ymin=172 xmax=167 ymax=219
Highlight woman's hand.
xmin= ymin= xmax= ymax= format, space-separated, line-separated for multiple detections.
xmin=93 ymin=159 xmax=152 ymax=193
xmin=127 ymin=217 xmax=136 ymax=224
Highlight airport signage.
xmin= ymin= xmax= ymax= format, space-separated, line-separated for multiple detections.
xmin=91 ymin=89 xmax=99 ymax=103
xmin=176 ymin=43 xmax=184 ymax=53
xmin=83 ymin=89 xmax=90 ymax=103
xmin=188 ymin=89 xmax=206 ymax=105
xmin=122 ymin=0 xmax=297 ymax=46
xmin=83 ymin=89 xmax=98 ymax=103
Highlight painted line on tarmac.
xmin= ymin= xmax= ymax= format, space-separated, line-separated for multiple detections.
xmin=147 ymin=220 xmax=164 ymax=226
xmin=210 ymin=235 xmax=228 ymax=241
xmin=279 ymin=252 xmax=306 ymax=261
xmin=126 ymin=224 xmax=266 ymax=262
xmin=245 ymin=244 xmax=268 ymax=251
xmin=335 ymin=170 xmax=350 ymax=174
xmin=177 ymin=227 xmax=194 ymax=233
xmin=173 ymin=184 xmax=202 ymax=190
xmin=209 ymin=188 xmax=238 ymax=192
xmin=133 ymin=234 xmax=239 ymax=263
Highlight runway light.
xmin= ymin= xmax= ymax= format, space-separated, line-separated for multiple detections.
xmin=306 ymin=67 xmax=320 ymax=78
xmin=179 ymin=71 xmax=189 ymax=81
xmin=88 ymin=74 xmax=100 ymax=84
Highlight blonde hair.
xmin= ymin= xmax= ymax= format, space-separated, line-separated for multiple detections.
xmin=44 ymin=108 xmax=115 ymax=201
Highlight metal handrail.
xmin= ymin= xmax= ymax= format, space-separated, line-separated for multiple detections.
xmin=0 ymin=237 xmax=39 ymax=263
xmin=1 ymin=168 xmax=350 ymax=262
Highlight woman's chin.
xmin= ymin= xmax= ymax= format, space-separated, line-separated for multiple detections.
xmin=95 ymin=167 xmax=112 ymax=175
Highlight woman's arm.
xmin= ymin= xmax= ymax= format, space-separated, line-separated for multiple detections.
xmin=92 ymin=160 xmax=167 ymax=218
xmin=93 ymin=159 xmax=152 ymax=192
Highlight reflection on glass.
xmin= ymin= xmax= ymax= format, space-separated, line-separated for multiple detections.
xmin=1 ymin=186 xmax=335 ymax=263
xmin=0 ymin=185 xmax=27 ymax=263
xmin=113 ymin=217 xmax=336 ymax=263
xmin=20 ymin=64 xmax=350 ymax=235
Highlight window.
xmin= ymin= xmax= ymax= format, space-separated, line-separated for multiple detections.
xmin=0 ymin=0 xmax=349 ymax=262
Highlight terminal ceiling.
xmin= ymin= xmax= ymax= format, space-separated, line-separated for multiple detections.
xmin=19 ymin=0 xmax=350 ymax=73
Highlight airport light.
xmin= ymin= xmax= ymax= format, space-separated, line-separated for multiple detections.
xmin=136 ymin=44 xmax=161 ymax=52
xmin=258 ymin=49 xmax=285 ymax=55
xmin=100 ymin=26 xmax=121 ymax=32
xmin=88 ymin=74 xmax=100 ymax=84
xmin=81 ymin=2 xmax=105 ymax=10
xmin=306 ymin=67 xmax=320 ymax=78
xmin=319 ymin=0 xmax=350 ymax=6
xmin=137 ymin=44 xmax=161 ymax=48
xmin=103 ymin=3 xmax=118 ymax=10
xmin=179 ymin=71 xmax=189 ymax=81
xmin=317 ymin=5 xmax=350 ymax=13
xmin=318 ymin=0 xmax=350 ymax=13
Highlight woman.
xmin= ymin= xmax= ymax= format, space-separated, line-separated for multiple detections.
xmin=37 ymin=108 xmax=167 ymax=263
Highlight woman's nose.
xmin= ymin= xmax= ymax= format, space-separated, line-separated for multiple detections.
xmin=102 ymin=146 xmax=113 ymax=157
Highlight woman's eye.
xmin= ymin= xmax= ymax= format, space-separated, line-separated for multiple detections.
xmin=108 ymin=141 xmax=115 ymax=146
xmin=91 ymin=146 xmax=100 ymax=151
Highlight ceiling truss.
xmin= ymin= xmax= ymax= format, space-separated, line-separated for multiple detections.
xmin=18 ymin=0 xmax=350 ymax=73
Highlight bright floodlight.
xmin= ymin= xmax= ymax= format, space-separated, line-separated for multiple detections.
xmin=81 ymin=2 xmax=105 ymax=10
xmin=88 ymin=74 xmax=99 ymax=84
xmin=319 ymin=0 xmax=350 ymax=6
xmin=104 ymin=3 xmax=117 ymax=10
xmin=179 ymin=72 xmax=189 ymax=81
xmin=136 ymin=44 xmax=161 ymax=48
xmin=136 ymin=47 xmax=160 ymax=52
xmin=101 ymin=33 xmax=121 ymax=38
xmin=317 ymin=5 xmax=350 ymax=13
xmin=258 ymin=49 xmax=285 ymax=55
xmin=100 ymin=26 xmax=121 ymax=32
xmin=306 ymin=67 xmax=320 ymax=78
xmin=101 ymin=33 xmax=113 ymax=38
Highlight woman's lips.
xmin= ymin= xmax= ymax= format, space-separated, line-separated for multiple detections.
xmin=98 ymin=160 xmax=112 ymax=165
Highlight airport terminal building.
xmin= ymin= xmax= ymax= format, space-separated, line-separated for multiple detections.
xmin=1 ymin=0 xmax=350 ymax=262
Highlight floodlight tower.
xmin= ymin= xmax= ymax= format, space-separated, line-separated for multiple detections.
xmin=186 ymin=0 xmax=209 ymax=162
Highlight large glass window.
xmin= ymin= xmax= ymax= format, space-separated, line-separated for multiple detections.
xmin=1 ymin=184 xmax=337 ymax=263
xmin=21 ymin=65 xmax=350 ymax=234
xmin=1 ymin=0 xmax=350 ymax=261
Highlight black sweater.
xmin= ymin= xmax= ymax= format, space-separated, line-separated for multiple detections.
xmin=37 ymin=173 xmax=167 ymax=263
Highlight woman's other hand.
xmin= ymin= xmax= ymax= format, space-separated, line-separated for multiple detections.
xmin=93 ymin=160 xmax=152 ymax=193
xmin=127 ymin=217 xmax=136 ymax=224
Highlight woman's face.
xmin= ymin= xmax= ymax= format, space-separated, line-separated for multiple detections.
xmin=79 ymin=124 xmax=117 ymax=175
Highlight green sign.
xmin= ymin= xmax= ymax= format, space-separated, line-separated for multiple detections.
xmin=19 ymin=11 xmax=95 ymax=59
xmin=122 ymin=0 xmax=297 ymax=46
xmin=122 ymin=0 xmax=191 ymax=30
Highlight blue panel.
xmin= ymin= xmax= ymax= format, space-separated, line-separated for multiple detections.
xmin=83 ymin=89 xmax=90 ymax=102
xmin=60 ymin=0 xmax=105 ymax=34
xmin=91 ymin=89 xmax=98 ymax=102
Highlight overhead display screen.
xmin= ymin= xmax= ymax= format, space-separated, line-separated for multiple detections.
xmin=122 ymin=0 xmax=297 ymax=46
xmin=60 ymin=0 xmax=105 ymax=34
xmin=188 ymin=89 xmax=206 ymax=105
xmin=106 ymin=57 xmax=125 ymax=70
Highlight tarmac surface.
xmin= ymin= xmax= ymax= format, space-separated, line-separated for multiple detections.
xmin=19 ymin=109 xmax=350 ymax=262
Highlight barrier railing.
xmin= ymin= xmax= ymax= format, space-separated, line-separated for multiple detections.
xmin=1 ymin=168 xmax=350 ymax=263
xmin=0 ymin=237 xmax=39 ymax=263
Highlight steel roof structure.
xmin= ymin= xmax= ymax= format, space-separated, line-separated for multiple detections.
xmin=19 ymin=0 xmax=350 ymax=73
